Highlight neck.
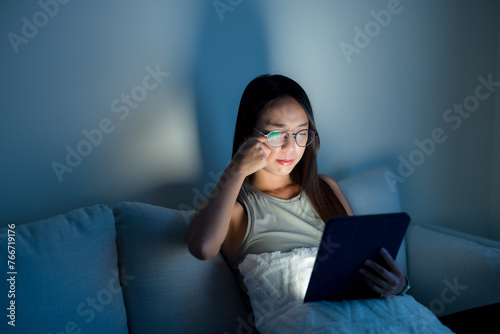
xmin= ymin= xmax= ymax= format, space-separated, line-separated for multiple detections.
xmin=249 ymin=171 xmax=299 ymax=199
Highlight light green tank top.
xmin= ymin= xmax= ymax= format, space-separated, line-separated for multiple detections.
xmin=227 ymin=180 xmax=325 ymax=272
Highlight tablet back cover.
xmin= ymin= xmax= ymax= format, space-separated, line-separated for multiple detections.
xmin=304 ymin=212 xmax=410 ymax=303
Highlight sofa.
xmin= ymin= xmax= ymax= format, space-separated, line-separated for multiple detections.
xmin=1 ymin=167 xmax=499 ymax=333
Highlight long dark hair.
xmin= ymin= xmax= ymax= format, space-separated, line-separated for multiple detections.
xmin=232 ymin=74 xmax=347 ymax=222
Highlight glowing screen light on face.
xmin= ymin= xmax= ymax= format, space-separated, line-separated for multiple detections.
xmin=267 ymin=130 xmax=285 ymax=147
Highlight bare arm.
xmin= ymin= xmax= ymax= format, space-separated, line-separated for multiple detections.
xmin=185 ymin=164 xmax=246 ymax=260
xmin=320 ymin=174 xmax=354 ymax=216
xmin=185 ymin=138 xmax=271 ymax=260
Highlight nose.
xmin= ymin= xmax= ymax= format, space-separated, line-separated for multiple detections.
xmin=281 ymin=134 xmax=296 ymax=152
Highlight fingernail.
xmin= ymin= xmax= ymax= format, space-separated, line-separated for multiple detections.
xmin=364 ymin=259 xmax=372 ymax=266
xmin=359 ymin=268 xmax=365 ymax=274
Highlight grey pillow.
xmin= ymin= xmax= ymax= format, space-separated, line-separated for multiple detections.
xmin=113 ymin=202 xmax=253 ymax=334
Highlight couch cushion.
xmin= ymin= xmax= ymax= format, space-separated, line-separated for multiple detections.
xmin=338 ymin=167 xmax=402 ymax=215
xmin=338 ymin=167 xmax=407 ymax=274
xmin=0 ymin=205 xmax=128 ymax=334
xmin=113 ymin=202 xmax=253 ymax=334
xmin=406 ymin=223 xmax=500 ymax=316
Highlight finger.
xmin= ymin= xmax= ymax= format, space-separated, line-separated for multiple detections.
xmin=242 ymin=138 xmax=268 ymax=157
xmin=252 ymin=141 xmax=270 ymax=163
xmin=364 ymin=260 xmax=399 ymax=287
xmin=365 ymin=278 xmax=386 ymax=296
xmin=360 ymin=265 xmax=394 ymax=289
xmin=247 ymin=135 xmax=271 ymax=153
xmin=237 ymin=137 xmax=258 ymax=152
xmin=247 ymin=137 xmax=262 ymax=147
xmin=259 ymin=142 xmax=272 ymax=157
xmin=359 ymin=268 xmax=391 ymax=295
xmin=252 ymin=135 xmax=270 ymax=148
xmin=363 ymin=259 xmax=387 ymax=278
xmin=254 ymin=134 xmax=267 ymax=142
xmin=251 ymin=131 xmax=268 ymax=144
xmin=379 ymin=248 xmax=404 ymax=276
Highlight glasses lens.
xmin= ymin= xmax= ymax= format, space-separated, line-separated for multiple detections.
xmin=267 ymin=130 xmax=286 ymax=147
xmin=296 ymin=130 xmax=315 ymax=147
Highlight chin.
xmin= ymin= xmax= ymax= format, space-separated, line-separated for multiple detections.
xmin=265 ymin=163 xmax=298 ymax=176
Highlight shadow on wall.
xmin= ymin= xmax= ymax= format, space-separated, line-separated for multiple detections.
xmin=135 ymin=1 xmax=271 ymax=211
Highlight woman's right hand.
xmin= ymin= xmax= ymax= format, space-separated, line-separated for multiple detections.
xmin=186 ymin=137 xmax=271 ymax=260
xmin=232 ymin=137 xmax=272 ymax=177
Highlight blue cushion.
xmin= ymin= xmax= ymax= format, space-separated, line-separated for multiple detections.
xmin=113 ymin=202 xmax=253 ymax=334
xmin=0 ymin=205 xmax=128 ymax=334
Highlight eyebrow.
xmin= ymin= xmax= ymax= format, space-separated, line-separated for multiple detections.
xmin=267 ymin=122 xmax=309 ymax=128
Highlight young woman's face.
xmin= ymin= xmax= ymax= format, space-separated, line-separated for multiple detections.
xmin=254 ymin=96 xmax=309 ymax=177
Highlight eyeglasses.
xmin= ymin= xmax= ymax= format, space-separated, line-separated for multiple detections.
xmin=254 ymin=128 xmax=317 ymax=147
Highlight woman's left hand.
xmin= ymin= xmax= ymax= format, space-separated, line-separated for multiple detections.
xmin=359 ymin=247 xmax=406 ymax=297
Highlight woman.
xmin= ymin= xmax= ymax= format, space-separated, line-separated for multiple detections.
xmin=186 ymin=74 xmax=408 ymax=297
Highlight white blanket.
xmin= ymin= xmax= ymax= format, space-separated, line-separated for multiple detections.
xmin=239 ymin=248 xmax=453 ymax=334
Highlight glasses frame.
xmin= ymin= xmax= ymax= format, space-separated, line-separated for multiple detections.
xmin=254 ymin=128 xmax=317 ymax=148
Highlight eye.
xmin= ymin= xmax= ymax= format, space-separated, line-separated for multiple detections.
xmin=267 ymin=130 xmax=283 ymax=140
xmin=296 ymin=130 xmax=312 ymax=146
xmin=266 ymin=130 xmax=287 ymax=146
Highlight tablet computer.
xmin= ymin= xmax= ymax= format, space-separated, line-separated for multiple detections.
xmin=304 ymin=212 xmax=410 ymax=303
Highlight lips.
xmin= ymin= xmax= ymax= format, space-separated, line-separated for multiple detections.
xmin=276 ymin=159 xmax=295 ymax=166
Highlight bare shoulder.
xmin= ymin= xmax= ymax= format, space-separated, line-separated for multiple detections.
xmin=319 ymin=174 xmax=354 ymax=216
xmin=320 ymin=174 xmax=342 ymax=191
